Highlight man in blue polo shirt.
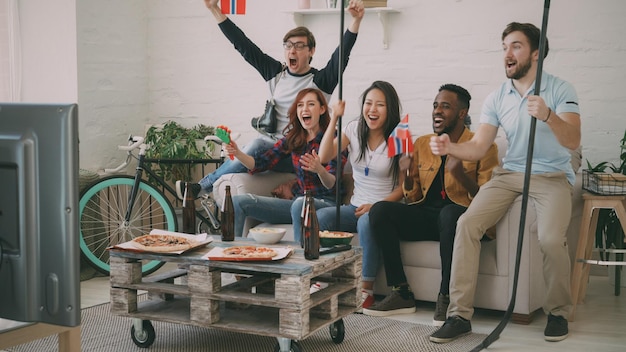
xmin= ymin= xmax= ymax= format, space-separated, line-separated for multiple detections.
xmin=429 ymin=22 xmax=581 ymax=343
xmin=175 ymin=0 xmax=365 ymax=200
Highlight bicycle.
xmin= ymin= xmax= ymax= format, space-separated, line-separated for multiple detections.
xmin=79 ymin=134 xmax=227 ymax=276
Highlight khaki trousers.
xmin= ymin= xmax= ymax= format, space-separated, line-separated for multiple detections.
xmin=448 ymin=167 xmax=573 ymax=320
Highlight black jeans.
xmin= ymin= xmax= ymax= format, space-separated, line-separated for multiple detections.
xmin=369 ymin=201 xmax=467 ymax=295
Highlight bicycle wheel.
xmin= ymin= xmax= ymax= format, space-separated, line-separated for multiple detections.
xmin=79 ymin=175 xmax=177 ymax=275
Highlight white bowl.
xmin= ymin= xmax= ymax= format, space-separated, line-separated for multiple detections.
xmin=248 ymin=227 xmax=286 ymax=244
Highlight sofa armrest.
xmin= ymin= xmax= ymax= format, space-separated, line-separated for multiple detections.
xmin=212 ymin=171 xmax=297 ymax=208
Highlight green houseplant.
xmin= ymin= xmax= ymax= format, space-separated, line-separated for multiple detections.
xmin=144 ymin=121 xmax=216 ymax=183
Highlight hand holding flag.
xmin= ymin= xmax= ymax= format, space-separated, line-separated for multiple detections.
xmin=387 ymin=114 xmax=413 ymax=158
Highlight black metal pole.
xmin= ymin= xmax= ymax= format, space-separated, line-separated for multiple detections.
xmin=335 ymin=2 xmax=345 ymax=229
xmin=470 ymin=1 xmax=551 ymax=350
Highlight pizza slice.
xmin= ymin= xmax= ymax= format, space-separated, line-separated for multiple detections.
xmin=132 ymin=234 xmax=195 ymax=253
xmin=222 ymin=246 xmax=278 ymax=259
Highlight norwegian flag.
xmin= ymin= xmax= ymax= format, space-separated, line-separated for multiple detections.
xmin=387 ymin=114 xmax=413 ymax=157
xmin=221 ymin=0 xmax=246 ymax=15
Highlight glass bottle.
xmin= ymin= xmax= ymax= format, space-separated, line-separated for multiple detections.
xmin=299 ymin=190 xmax=311 ymax=248
xmin=303 ymin=193 xmax=320 ymax=260
xmin=182 ymin=182 xmax=196 ymax=234
xmin=221 ymin=185 xmax=235 ymax=241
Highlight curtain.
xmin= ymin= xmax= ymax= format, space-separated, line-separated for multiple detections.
xmin=0 ymin=0 xmax=21 ymax=102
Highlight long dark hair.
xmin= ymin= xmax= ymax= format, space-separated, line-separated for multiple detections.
xmin=356 ymin=80 xmax=402 ymax=188
xmin=283 ymin=88 xmax=330 ymax=153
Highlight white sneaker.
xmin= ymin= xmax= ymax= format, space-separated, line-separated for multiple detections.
xmin=310 ymin=281 xmax=329 ymax=294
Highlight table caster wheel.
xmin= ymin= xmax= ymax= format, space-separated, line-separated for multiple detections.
xmin=131 ymin=320 xmax=155 ymax=348
xmin=329 ymin=319 xmax=345 ymax=344
xmin=273 ymin=339 xmax=302 ymax=352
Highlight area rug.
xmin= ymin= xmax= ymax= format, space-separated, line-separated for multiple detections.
xmin=7 ymin=302 xmax=487 ymax=352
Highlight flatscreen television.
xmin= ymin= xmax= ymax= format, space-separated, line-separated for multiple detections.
xmin=0 ymin=103 xmax=80 ymax=327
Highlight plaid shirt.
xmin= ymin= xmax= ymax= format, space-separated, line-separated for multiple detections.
xmin=250 ymin=131 xmax=346 ymax=199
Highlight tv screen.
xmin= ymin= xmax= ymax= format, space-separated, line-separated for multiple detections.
xmin=0 ymin=103 xmax=80 ymax=327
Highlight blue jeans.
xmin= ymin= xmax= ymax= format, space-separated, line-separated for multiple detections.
xmin=316 ymin=204 xmax=379 ymax=282
xmin=291 ymin=196 xmax=337 ymax=244
xmin=232 ymin=194 xmax=297 ymax=237
xmin=198 ymin=137 xmax=293 ymax=193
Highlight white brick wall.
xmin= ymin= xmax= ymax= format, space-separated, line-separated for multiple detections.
xmin=21 ymin=0 xmax=626 ymax=171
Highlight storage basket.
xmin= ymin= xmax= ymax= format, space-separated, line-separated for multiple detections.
xmin=363 ymin=0 xmax=388 ymax=8
xmin=582 ymin=169 xmax=626 ymax=195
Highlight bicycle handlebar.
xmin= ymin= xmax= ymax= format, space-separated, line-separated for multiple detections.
xmin=118 ymin=136 xmax=144 ymax=151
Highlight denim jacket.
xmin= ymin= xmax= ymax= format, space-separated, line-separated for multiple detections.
xmin=403 ymin=127 xmax=499 ymax=207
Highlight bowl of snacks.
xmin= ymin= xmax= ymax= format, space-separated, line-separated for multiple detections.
xmin=319 ymin=230 xmax=354 ymax=247
xmin=248 ymin=227 xmax=286 ymax=244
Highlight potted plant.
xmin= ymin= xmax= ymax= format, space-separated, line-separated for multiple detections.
xmin=585 ymin=129 xmax=626 ymax=290
xmin=144 ymin=121 xmax=216 ymax=183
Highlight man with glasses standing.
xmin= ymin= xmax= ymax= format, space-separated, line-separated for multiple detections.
xmin=176 ymin=0 xmax=365 ymax=200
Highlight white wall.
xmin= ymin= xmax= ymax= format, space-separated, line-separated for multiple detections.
xmin=19 ymin=0 xmax=77 ymax=102
xmin=77 ymin=0 xmax=148 ymax=170
xmin=71 ymin=0 xmax=625 ymax=170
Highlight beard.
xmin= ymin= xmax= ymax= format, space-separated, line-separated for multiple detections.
xmin=506 ymin=59 xmax=532 ymax=80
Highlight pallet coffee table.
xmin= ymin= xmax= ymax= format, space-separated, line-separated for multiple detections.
xmin=109 ymin=238 xmax=362 ymax=352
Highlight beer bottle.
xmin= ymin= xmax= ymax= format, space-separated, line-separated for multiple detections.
xmin=182 ymin=182 xmax=196 ymax=234
xmin=299 ymin=191 xmax=311 ymax=248
xmin=303 ymin=193 xmax=320 ymax=260
xmin=221 ymin=185 xmax=235 ymax=241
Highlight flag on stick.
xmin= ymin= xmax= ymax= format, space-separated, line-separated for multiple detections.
xmin=387 ymin=114 xmax=413 ymax=158
xmin=221 ymin=0 xmax=246 ymax=15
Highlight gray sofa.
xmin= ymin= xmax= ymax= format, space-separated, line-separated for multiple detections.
xmin=212 ymin=137 xmax=583 ymax=323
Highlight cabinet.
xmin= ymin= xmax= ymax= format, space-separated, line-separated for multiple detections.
xmin=286 ymin=7 xmax=400 ymax=49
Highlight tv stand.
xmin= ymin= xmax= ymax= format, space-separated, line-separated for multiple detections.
xmin=0 ymin=322 xmax=80 ymax=351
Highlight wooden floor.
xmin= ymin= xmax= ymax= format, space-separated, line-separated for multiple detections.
xmin=3 ymin=267 xmax=625 ymax=351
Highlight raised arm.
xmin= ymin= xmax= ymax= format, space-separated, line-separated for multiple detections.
xmin=430 ymin=123 xmax=498 ymax=161
xmin=319 ymin=100 xmax=350 ymax=164
xmin=347 ymin=0 xmax=365 ymax=34
xmin=204 ymin=0 xmax=227 ymax=24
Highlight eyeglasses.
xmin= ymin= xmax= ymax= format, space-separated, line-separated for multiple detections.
xmin=283 ymin=41 xmax=309 ymax=51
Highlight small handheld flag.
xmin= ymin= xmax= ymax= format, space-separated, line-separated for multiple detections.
xmin=387 ymin=114 xmax=413 ymax=158
xmin=216 ymin=125 xmax=234 ymax=160
xmin=221 ymin=0 xmax=246 ymax=15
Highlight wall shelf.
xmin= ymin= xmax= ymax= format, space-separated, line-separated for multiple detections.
xmin=285 ymin=7 xmax=400 ymax=49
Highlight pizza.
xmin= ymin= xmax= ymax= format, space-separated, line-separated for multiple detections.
xmin=132 ymin=234 xmax=195 ymax=253
xmin=222 ymin=246 xmax=278 ymax=259
xmin=320 ymin=230 xmax=353 ymax=238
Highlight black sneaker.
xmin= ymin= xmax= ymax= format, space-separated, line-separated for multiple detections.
xmin=362 ymin=289 xmax=416 ymax=317
xmin=175 ymin=181 xmax=201 ymax=200
xmin=429 ymin=315 xmax=472 ymax=343
xmin=544 ymin=314 xmax=568 ymax=342
xmin=433 ymin=293 xmax=449 ymax=327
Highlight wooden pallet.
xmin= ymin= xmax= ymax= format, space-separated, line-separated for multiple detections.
xmin=109 ymin=244 xmax=362 ymax=341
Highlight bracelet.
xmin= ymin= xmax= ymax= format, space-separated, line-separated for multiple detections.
xmin=542 ymin=108 xmax=552 ymax=122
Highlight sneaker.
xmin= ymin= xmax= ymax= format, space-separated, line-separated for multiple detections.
xmin=429 ymin=316 xmax=472 ymax=343
xmin=310 ymin=281 xmax=329 ymax=294
xmin=362 ymin=289 xmax=416 ymax=317
xmin=355 ymin=290 xmax=375 ymax=313
xmin=433 ymin=293 xmax=450 ymax=327
xmin=544 ymin=314 xmax=568 ymax=342
xmin=175 ymin=180 xmax=201 ymax=200
xmin=361 ymin=290 xmax=375 ymax=310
